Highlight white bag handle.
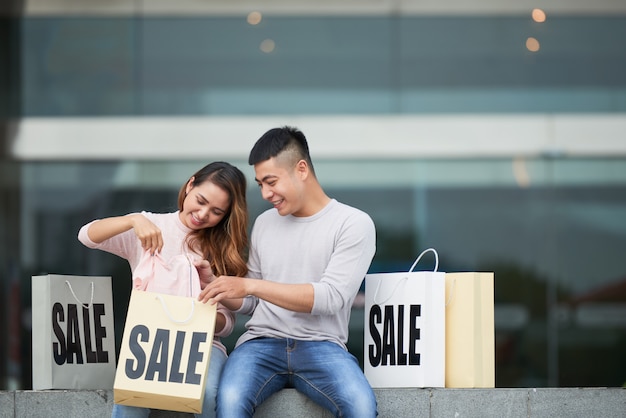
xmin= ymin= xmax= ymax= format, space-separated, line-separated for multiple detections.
xmin=373 ymin=248 xmax=439 ymax=304
xmin=65 ymin=280 xmax=94 ymax=309
xmin=185 ymin=253 xmax=194 ymax=297
xmin=155 ymin=294 xmax=196 ymax=324
xmin=409 ymin=247 xmax=439 ymax=273
xmin=408 ymin=248 xmax=456 ymax=306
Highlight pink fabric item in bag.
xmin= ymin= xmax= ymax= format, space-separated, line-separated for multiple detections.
xmin=133 ymin=251 xmax=201 ymax=297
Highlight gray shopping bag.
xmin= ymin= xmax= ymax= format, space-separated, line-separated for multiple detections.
xmin=32 ymin=274 xmax=116 ymax=389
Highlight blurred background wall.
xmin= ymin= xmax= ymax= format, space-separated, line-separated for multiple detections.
xmin=1 ymin=0 xmax=625 ymax=389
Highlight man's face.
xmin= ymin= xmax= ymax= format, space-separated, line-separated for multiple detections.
xmin=254 ymin=157 xmax=305 ymax=216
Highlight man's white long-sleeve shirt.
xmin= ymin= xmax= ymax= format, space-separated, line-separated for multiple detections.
xmin=236 ymin=199 xmax=376 ymax=350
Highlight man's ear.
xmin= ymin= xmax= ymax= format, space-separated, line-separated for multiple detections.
xmin=296 ymin=159 xmax=309 ymax=180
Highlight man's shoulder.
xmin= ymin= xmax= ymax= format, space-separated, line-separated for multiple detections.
xmin=255 ymin=208 xmax=279 ymax=222
xmin=251 ymin=208 xmax=282 ymax=230
xmin=325 ymin=200 xmax=375 ymax=237
xmin=252 ymin=201 xmax=373 ymax=226
xmin=331 ymin=199 xmax=373 ymax=222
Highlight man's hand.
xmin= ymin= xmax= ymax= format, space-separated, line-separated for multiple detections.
xmin=198 ymin=276 xmax=314 ymax=313
xmin=198 ymin=275 xmax=248 ymax=303
xmin=194 ymin=259 xmax=216 ymax=290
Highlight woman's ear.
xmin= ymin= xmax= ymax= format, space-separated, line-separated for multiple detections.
xmin=185 ymin=176 xmax=195 ymax=195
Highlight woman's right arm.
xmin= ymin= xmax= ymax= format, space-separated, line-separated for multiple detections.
xmin=86 ymin=214 xmax=164 ymax=254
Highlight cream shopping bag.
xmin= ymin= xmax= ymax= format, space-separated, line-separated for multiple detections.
xmin=364 ymin=248 xmax=446 ymax=388
xmin=31 ymin=274 xmax=116 ymax=389
xmin=445 ymin=272 xmax=495 ymax=388
xmin=114 ymin=290 xmax=217 ymax=413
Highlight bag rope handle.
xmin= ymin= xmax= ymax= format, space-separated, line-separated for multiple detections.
xmin=412 ymin=248 xmax=457 ymax=306
xmin=156 ymin=295 xmax=196 ymax=324
xmin=409 ymin=247 xmax=439 ymax=272
xmin=186 ymin=252 xmax=194 ymax=297
xmin=445 ymin=278 xmax=456 ymax=307
xmin=65 ymin=281 xmax=94 ymax=309
xmin=373 ymin=248 xmax=439 ymax=304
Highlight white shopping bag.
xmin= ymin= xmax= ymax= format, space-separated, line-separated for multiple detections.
xmin=364 ymin=248 xmax=445 ymax=388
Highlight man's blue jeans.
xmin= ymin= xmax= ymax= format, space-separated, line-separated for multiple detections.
xmin=111 ymin=345 xmax=227 ymax=418
xmin=216 ymin=338 xmax=377 ymax=418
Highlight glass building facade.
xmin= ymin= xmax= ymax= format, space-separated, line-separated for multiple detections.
xmin=1 ymin=4 xmax=625 ymax=390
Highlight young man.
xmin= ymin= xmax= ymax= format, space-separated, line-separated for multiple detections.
xmin=198 ymin=126 xmax=377 ymax=417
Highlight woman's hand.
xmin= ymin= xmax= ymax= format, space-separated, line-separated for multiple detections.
xmin=195 ymin=259 xmax=217 ymax=290
xmin=128 ymin=214 xmax=163 ymax=255
xmin=86 ymin=213 xmax=163 ymax=255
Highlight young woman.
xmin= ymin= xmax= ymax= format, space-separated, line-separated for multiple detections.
xmin=78 ymin=161 xmax=248 ymax=418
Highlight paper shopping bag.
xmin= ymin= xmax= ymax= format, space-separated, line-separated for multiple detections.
xmin=31 ymin=274 xmax=116 ymax=389
xmin=445 ymin=272 xmax=495 ymax=388
xmin=114 ymin=289 xmax=217 ymax=413
xmin=364 ymin=248 xmax=446 ymax=388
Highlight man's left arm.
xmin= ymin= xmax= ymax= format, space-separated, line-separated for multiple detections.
xmin=198 ymin=275 xmax=315 ymax=313
xmin=310 ymin=212 xmax=376 ymax=316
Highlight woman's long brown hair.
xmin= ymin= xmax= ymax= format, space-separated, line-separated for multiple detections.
xmin=177 ymin=161 xmax=248 ymax=277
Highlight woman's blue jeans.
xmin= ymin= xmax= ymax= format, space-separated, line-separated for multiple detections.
xmin=216 ymin=338 xmax=377 ymax=418
xmin=111 ymin=345 xmax=227 ymax=418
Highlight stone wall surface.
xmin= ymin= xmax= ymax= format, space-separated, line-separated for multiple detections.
xmin=1 ymin=388 xmax=624 ymax=418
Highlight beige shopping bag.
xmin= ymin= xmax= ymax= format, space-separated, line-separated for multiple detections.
xmin=445 ymin=272 xmax=495 ymax=388
xmin=114 ymin=289 xmax=216 ymax=413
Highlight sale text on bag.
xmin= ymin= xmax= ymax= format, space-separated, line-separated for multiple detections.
xmin=368 ymin=304 xmax=422 ymax=367
xmin=124 ymin=325 xmax=208 ymax=384
xmin=52 ymin=302 xmax=110 ymax=365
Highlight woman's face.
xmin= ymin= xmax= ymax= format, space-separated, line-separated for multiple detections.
xmin=179 ymin=178 xmax=231 ymax=230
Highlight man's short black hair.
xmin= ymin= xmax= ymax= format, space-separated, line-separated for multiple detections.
xmin=248 ymin=126 xmax=314 ymax=174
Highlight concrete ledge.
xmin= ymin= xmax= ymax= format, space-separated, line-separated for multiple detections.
xmin=1 ymin=388 xmax=624 ymax=418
